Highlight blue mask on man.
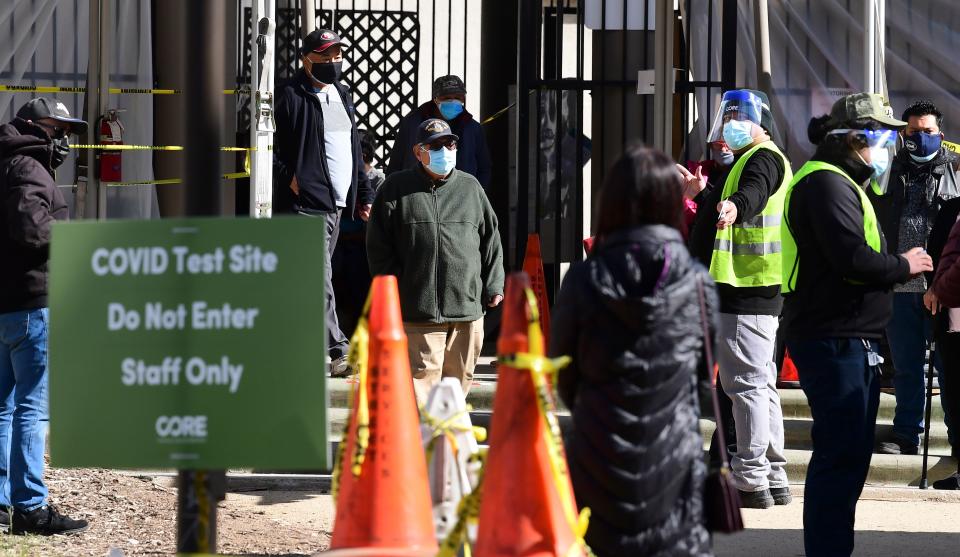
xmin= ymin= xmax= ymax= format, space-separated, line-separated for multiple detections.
xmin=904 ymin=131 xmax=942 ymax=163
xmin=426 ymin=146 xmax=457 ymax=176
xmin=438 ymin=100 xmax=464 ymax=121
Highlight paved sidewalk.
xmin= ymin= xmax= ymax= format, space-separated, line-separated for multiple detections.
xmin=714 ymin=486 xmax=960 ymax=556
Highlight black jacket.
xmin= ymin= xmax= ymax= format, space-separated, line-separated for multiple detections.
xmin=272 ymin=72 xmax=374 ymax=215
xmin=549 ymin=225 xmax=714 ymax=557
xmin=868 ymin=147 xmax=960 ymax=285
xmin=687 ymin=148 xmax=786 ymax=315
xmin=386 ymin=101 xmax=492 ymax=187
xmin=781 ymin=143 xmax=911 ymax=341
xmin=0 ymin=119 xmax=68 ymax=313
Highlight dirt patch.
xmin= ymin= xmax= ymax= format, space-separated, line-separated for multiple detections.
xmin=0 ymin=467 xmax=332 ymax=556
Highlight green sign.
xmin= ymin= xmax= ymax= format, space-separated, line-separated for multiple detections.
xmin=49 ymin=217 xmax=328 ymax=469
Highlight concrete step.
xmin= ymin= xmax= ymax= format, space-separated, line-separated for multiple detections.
xmin=330 ymin=379 xmax=949 ymax=426
xmin=699 ymin=418 xmax=955 ymax=456
xmin=779 ymin=388 xmax=945 ymax=423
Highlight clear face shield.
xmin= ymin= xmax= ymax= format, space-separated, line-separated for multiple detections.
xmin=826 ymin=128 xmax=897 ymax=193
xmin=707 ymin=90 xmax=765 ymax=149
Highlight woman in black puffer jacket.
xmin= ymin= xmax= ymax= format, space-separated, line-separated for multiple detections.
xmin=549 ymin=146 xmax=716 ymax=557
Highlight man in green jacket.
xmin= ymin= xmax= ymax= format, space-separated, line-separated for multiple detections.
xmin=367 ymin=118 xmax=504 ymax=403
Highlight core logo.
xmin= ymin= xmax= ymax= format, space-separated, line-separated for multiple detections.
xmin=156 ymin=415 xmax=208 ymax=438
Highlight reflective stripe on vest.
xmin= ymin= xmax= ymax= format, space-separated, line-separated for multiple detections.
xmin=708 ymin=141 xmax=793 ymax=287
xmin=780 ymin=161 xmax=883 ymax=294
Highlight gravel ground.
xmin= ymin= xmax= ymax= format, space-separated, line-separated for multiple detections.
xmin=0 ymin=466 xmax=332 ymax=557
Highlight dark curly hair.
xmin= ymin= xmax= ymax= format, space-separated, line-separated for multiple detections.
xmin=901 ymin=100 xmax=943 ymax=128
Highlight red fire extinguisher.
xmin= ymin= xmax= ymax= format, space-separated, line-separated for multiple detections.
xmin=98 ymin=109 xmax=124 ymax=182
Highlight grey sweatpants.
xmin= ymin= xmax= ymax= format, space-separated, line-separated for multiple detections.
xmin=716 ymin=312 xmax=789 ymax=492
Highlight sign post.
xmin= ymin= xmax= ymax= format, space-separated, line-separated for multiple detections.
xmin=49 ymin=217 xmax=329 ymax=548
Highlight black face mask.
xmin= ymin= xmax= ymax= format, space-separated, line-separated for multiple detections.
xmin=309 ymin=61 xmax=343 ymax=84
xmin=51 ymin=136 xmax=69 ymax=169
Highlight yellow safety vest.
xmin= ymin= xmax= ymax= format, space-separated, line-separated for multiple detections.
xmin=781 ymin=161 xmax=883 ymax=294
xmin=709 ymin=141 xmax=793 ymax=287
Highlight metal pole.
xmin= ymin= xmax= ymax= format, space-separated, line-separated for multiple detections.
xmin=515 ymin=0 xmax=533 ymax=270
xmin=303 ymin=0 xmax=316 ymax=37
xmin=753 ymin=0 xmax=773 ymax=96
xmin=652 ymin=0 xmax=673 ymax=153
xmin=864 ymin=0 xmax=876 ymax=93
xmin=80 ymin=0 xmax=106 ymax=220
xmin=177 ymin=1 xmax=227 ymax=550
xmin=96 ymin=0 xmax=109 ymax=218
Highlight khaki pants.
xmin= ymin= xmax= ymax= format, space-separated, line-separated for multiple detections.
xmin=404 ymin=318 xmax=484 ymax=405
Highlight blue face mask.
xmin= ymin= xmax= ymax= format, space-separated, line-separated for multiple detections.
xmin=867 ymin=146 xmax=891 ymax=179
xmin=425 ymin=147 xmax=457 ymax=176
xmin=438 ymin=100 xmax=464 ymax=121
xmin=905 ymin=131 xmax=942 ymax=163
xmin=722 ymin=120 xmax=755 ymax=151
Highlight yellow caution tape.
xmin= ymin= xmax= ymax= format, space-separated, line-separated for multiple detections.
xmin=0 ymin=84 xmax=244 ymax=95
xmin=437 ymin=451 xmax=486 ymax=557
xmin=98 ymin=150 xmax=253 ymax=187
xmin=331 ymin=289 xmax=373 ymax=500
xmin=70 ymin=144 xmax=268 ymax=152
xmin=944 ymin=140 xmax=960 ymax=154
xmin=421 ymin=404 xmax=487 ymax=468
xmin=494 ymin=287 xmax=593 ymax=557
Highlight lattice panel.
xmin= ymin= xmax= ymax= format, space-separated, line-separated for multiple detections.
xmin=238 ymin=8 xmax=420 ymax=166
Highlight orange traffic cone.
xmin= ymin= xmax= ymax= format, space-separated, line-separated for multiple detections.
xmin=779 ymin=348 xmax=800 ymax=388
xmin=522 ymin=233 xmax=551 ymax=343
xmin=474 ymin=272 xmax=588 ymax=557
xmin=329 ymin=275 xmax=438 ymax=556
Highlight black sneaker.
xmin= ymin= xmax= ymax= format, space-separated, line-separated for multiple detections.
xmin=738 ymin=489 xmax=774 ymax=509
xmin=12 ymin=505 xmax=89 ymax=535
xmin=877 ymin=438 xmax=919 ymax=455
xmin=770 ymin=486 xmax=793 ymax=506
xmin=933 ymin=472 xmax=960 ymax=490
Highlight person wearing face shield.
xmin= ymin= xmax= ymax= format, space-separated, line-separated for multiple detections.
xmin=780 ymin=93 xmax=933 ymax=555
xmin=690 ymin=89 xmax=793 ymax=510
xmin=367 ymin=119 xmax=504 ymax=405
xmin=0 ymin=98 xmax=90 ymax=535
xmin=386 ymin=75 xmax=492 ymax=187
xmin=272 ymin=29 xmax=375 ymax=377
xmin=865 ymin=100 xmax=960 ymax=463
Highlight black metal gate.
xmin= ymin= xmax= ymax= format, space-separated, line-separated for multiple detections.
xmin=516 ymin=0 xmax=737 ymax=301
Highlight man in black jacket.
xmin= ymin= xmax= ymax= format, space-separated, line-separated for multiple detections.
xmin=386 ymin=75 xmax=492 ymax=187
xmin=273 ymin=29 xmax=375 ymax=376
xmin=0 ymin=98 xmax=89 ymax=535
xmin=868 ymin=100 xmax=960 ymax=455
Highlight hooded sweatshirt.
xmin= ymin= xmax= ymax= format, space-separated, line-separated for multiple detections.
xmin=0 ymin=118 xmax=68 ymax=313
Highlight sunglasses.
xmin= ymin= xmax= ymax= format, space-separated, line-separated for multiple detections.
xmin=36 ymin=122 xmax=68 ymax=139
xmin=421 ymin=139 xmax=457 ymax=151
xmin=827 ymin=128 xmax=896 ymax=148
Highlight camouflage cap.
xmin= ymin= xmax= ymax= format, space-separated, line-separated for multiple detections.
xmin=830 ymin=93 xmax=907 ymax=128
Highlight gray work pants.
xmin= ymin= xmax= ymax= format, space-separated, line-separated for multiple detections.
xmin=716 ymin=312 xmax=789 ymax=492
xmin=300 ymin=209 xmax=350 ymax=360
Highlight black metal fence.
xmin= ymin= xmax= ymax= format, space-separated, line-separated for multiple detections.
xmin=517 ymin=0 xmax=737 ymax=301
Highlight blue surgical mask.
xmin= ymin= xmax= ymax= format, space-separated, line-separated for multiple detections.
xmin=438 ymin=100 xmax=464 ymax=121
xmin=722 ymin=120 xmax=754 ymax=151
xmin=866 ymin=146 xmax=891 ymax=179
xmin=426 ymin=147 xmax=457 ymax=176
xmin=905 ymin=131 xmax=942 ymax=163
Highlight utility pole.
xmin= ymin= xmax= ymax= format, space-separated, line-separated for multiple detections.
xmin=250 ymin=0 xmax=277 ymax=218
xmin=177 ymin=0 xmax=227 ymax=552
